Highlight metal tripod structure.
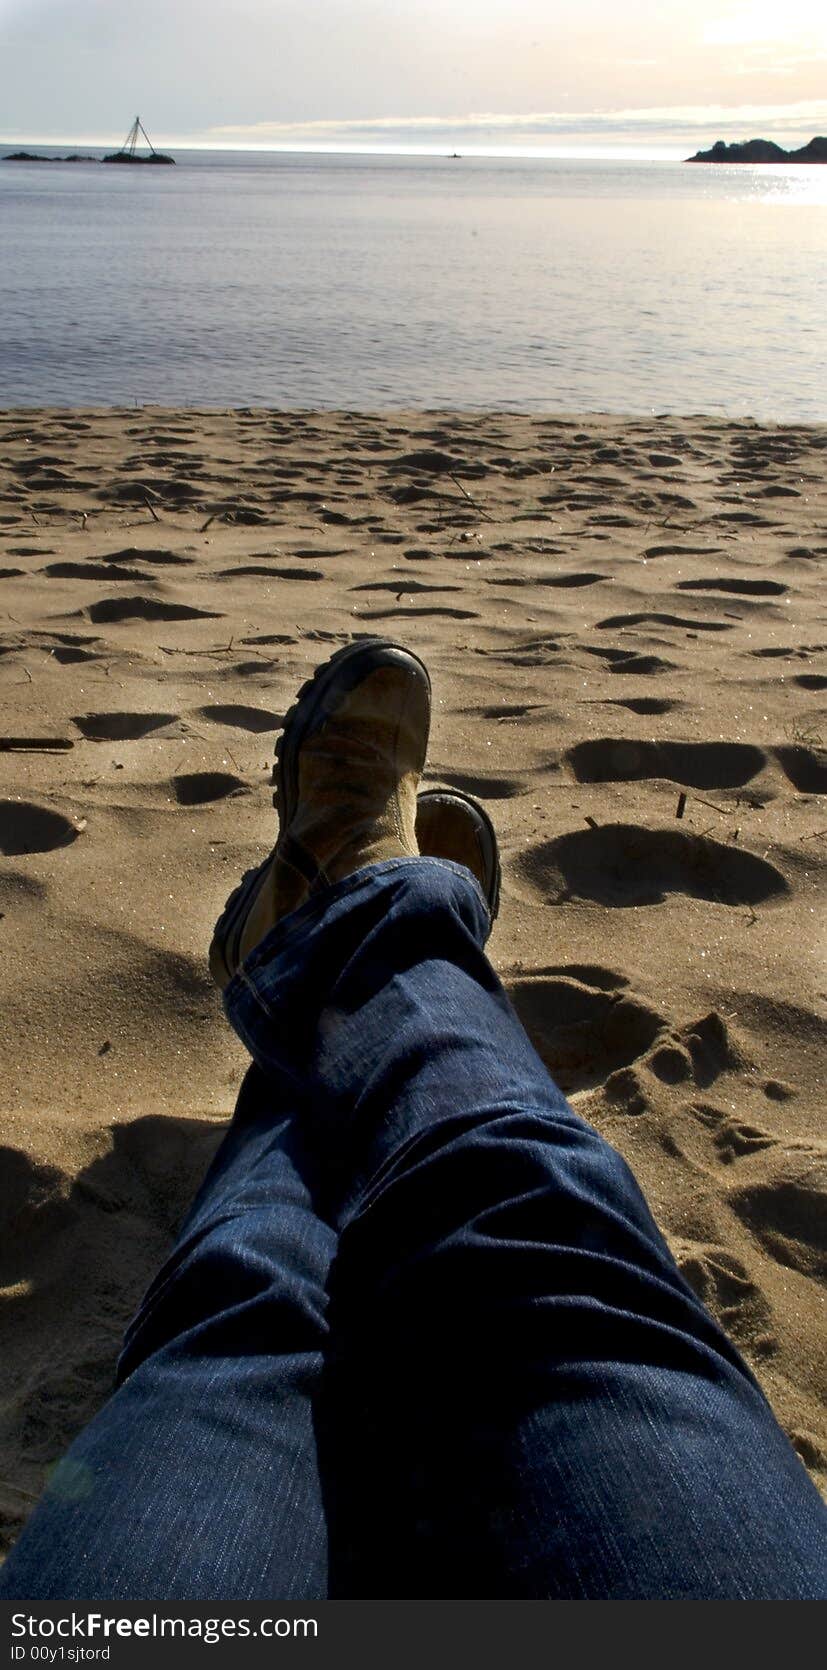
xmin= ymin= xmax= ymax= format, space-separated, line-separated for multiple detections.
xmin=119 ymin=116 xmax=158 ymax=158
xmin=103 ymin=118 xmax=175 ymax=165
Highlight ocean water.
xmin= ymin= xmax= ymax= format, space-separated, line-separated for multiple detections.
xmin=1 ymin=149 xmax=825 ymax=417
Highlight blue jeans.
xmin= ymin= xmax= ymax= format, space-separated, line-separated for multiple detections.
xmin=2 ymin=860 xmax=825 ymax=1600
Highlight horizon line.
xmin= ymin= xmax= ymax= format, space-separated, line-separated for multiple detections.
xmin=4 ymin=139 xmax=826 ymax=165
xmin=3 ymin=96 xmax=825 ymax=157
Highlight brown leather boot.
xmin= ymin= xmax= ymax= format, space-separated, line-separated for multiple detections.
xmin=209 ymin=638 xmax=431 ymax=989
xmin=416 ymin=787 xmax=501 ymax=922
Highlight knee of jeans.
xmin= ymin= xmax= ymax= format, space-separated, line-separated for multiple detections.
xmin=395 ymin=857 xmax=489 ymax=933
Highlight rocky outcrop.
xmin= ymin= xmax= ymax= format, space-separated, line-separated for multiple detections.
xmin=4 ymin=150 xmax=174 ymax=166
xmin=688 ymin=136 xmax=827 ymax=163
xmin=102 ymin=150 xmax=175 ymax=165
xmin=789 ymin=136 xmax=827 ymax=163
xmin=4 ymin=152 xmax=99 ymax=164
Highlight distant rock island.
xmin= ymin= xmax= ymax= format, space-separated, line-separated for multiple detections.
xmin=5 ymin=119 xmax=175 ymax=167
xmin=688 ymin=136 xmax=827 ymax=164
xmin=3 ymin=151 xmax=97 ymax=164
xmin=102 ymin=150 xmax=175 ymax=165
xmin=4 ymin=150 xmax=175 ymax=166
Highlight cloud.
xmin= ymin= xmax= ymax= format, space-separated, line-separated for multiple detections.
xmin=702 ymin=1 xmax=827 ymax=48
xmin=208 ymin=99 xmax=827 ymax=148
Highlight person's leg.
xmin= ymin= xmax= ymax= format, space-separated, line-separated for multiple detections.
xmin=225 ymin=857 xmax=827 ymax=1601
xmin=0 ymin=1066 xmax=333 ymax=1601
xmin=1 ymin=637 xmax=437 ymax=1604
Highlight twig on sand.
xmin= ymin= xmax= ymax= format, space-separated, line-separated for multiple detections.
xmin=143 ymin=494 xmax=161 ymax=523
xmin=0 ymin=736 xmax=74 ymax=752
xmin=447 ymin=474 xmax=496 ymax=523
xmin=692 ymin=794 xmax=730 ymax=818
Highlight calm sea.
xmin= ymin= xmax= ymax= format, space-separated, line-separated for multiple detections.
xmin=1 ymin=149 xmax=825 ymax=417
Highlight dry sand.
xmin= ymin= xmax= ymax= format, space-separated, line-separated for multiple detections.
xmin=0 ymin=407 xmax=825 ymax=1552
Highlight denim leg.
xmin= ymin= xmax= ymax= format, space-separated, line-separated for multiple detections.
xmin=0 ymin=1066 xmax=333 ymax=1602
xmin=227 ymin=858 xmax=827 ymax=1600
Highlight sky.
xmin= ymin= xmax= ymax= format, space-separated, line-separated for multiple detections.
xmin=1 ymin=0 xmax=826 ymax=157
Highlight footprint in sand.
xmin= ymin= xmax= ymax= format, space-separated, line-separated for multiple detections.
xmin=425 ymin=769 xmax=524 ymax=800
xmin=240 ymin=633 xmax=296 ymax=647
xmin=0 ymin=870 xmax=48 ymax=907
xmin=72 ymin=712 xmax=181 ymax=742
xmin=50 ymin=646 xmax=101 ymax=664
xmin=774 ymin=746 xmax=827 ymax=794
xmin=713 ymin=1119 xmax=777 ymax=1164
xmin=565 ymin=738 xmax=767 ymax=790
xmin=230 ymin=659 xmax=272 ymax=678
xmin=526 ymin=961 xmax=629 ymax=991
xmin=515 ymin=825 xmax=788 ymax=909
xmin=196 ymin=704 xmax=281 ymax=734
xmin=709 ymin=510 xmax=775 ymax=528
xmin=101 ymin=478 xmax=202 ymax=506
xmin=355 ymin=604 xmax=479 ymax=621
xmin=0 ymin=801 xmax=82 ymax=856
xmin=351 ymin=580 xmax=463 ymax=596
xmin=42 ymin=561 xmax=147 ymax=583
xmin=507 ymin=972 xmax=664 ymax=1095
xmin=215 ymin=565 xmax=324 ymax=581
xmin=643 ymin=544 xmax=725 ymax=558
xmin=582 ymin=646 xmax=678 ymax=677
xmin=610 ymin=654 xmax=678 ymax=676
xmin=487 ymin=572 xmax=607 ymax=590
xmin=102 ymin=548 xmax=195 ymax=568
xmin=606 ymin=697 xmax=678 ymax=715
xmin=490 ymin=637 xmax=561 ymax=668
xmin=727 ymin=1145 xmax=827 ymax=1280
xmin=471 ymin=702 xmax=548 ymax=721
xmin=596 ymin=611 xmax=732 ymax=634
xmin=85 ymin=597 xmax=222 ymax=625
xmin=677 ymin=578 xmax=787 ymax=598
xmin=676 ymin=1242 xmax=775 ymax=1352
xmin=172 ymin=772 xmax=249 ymax=805
xmin=641 ymin=1011 xmax=745 ymax=1089
xmin=0 ymin=1119 xmax=224 ymax=1511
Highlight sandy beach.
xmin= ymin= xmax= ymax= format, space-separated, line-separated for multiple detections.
xmin=0 ymin=406 xmax=824 ymax=1552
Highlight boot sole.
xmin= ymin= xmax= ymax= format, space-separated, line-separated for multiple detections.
xmin=272 ymin=636 xmax=432 ymax=834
